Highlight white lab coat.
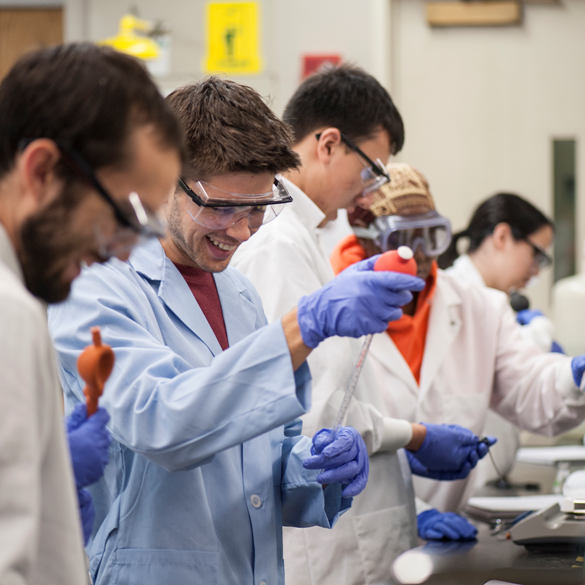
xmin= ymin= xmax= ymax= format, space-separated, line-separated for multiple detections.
xmin=233 ymin=179 xmax=418 ymax=585
xmin=447 ymin=254 xmax=521 ymax=487
xmin=447 ymin=254 xmax=557 ymax=488
xmin=0 ymin=224 xmax=87 ymax=585
xmin=368 ymin=267 xmax=585 ymax=512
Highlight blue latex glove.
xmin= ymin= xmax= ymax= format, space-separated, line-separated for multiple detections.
xmin=572 ymin=355 xmax=585 ymax=388
xmin=516 ymin=309 xmax=544 ymax=326
xmin=407 ymin=424 xmax=496 ymax=480
xmin=297 ymin=255 xmax=425 ymax=348
xmin=302 ymin=427 xmax=369 ymax=497
xmin=551 ymin=340 xmax=565 ymax=354
xmin=417 ymin=509 xmax=477 ymax=541
xmin=66 ymin=402 xmax=111 ymax=489
xmin=77 ymin=488 xmax=95 ymax=545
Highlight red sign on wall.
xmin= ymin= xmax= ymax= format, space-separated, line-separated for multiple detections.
xmin=302 ymin=54 xmax=342 ymax=79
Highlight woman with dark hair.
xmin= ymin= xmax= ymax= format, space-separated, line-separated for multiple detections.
xmin=443 ymin=193 xmax=558 ymax=352
xmin=441 ymin=194 xmax=552 ymax=308
xmin=441 ymin=193 xmax=558 ymax=489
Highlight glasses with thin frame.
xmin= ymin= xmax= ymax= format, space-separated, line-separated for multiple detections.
xmin=523 ymin=237 xmax=553 ymax=269
xmin=315 ymin=131 xmax=390 ymax=194
xmin=20 ymin=138 xmax=167 ymax=259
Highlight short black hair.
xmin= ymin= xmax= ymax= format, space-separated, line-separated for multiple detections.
xmin=0 ymin=43 xmax=184 ymax=180
xmin=166 ymin=77 xmax=300 ymax=181
xmin=283 ymin=64 xmax=404 ymax=154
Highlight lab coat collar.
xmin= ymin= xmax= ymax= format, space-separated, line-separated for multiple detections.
xmin=280 ymin=177 xmax=327 ymax=234
xmin=370 ymin=330 xmax=419 ymax=396
xmin=370 ymin=271 xmax=464 ymax=400
xmin=129 ymin=239 xmax=251 ymax=356
xmin=0 ymin=222 xmax=24 ymax=284
xmin=418 ymin=271 xmax=462 ymax=403
xmin=450 ymin=254 xmax=485 ymax=287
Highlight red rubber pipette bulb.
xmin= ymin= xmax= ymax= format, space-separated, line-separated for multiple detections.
xmin=373 ymin=246 xmax=417 ymax=275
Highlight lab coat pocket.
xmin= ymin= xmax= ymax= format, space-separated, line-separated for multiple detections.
xmin=112 ymin=549 xmax=220 ymax=585
xmin=352 ymin=504 xmax=414 ymax=584
xmin=441 ymin=393 xmax=489 ymax=431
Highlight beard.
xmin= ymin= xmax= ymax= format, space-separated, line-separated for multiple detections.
xmin=18 ymin=181 xmax=88 ymax=303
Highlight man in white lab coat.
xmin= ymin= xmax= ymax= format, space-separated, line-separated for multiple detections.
xmin=233 ymin=65 xmax=490 ymax=585
xmin=0 ymin=44 xmax=184 ymax=585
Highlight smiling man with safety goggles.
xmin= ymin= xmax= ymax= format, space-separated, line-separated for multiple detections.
xmin=179 ymin=175 xmax=291 ymax=230
xmin=47 ymin=76 xmax=424 ymax=585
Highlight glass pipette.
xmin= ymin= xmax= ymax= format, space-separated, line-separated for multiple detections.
xmin=330 ymin=247 xmax=417 ymax=438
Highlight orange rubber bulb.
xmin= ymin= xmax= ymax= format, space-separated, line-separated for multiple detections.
xmin=77 ymin=327 xmax=115 ymax=417
xmin=374 ymin=246 xmax=417 ymax=275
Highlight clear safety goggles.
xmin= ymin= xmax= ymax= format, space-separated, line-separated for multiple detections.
xmin=26 ymin=139 xmax=167 ymax=260
xmin=179 ymin=177 xmax=292 ymax=231
xmin=354 ymin=210 xmax=452 ymax=257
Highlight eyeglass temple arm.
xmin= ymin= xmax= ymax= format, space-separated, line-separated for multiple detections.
xmin=316 ymin=132 xmax=390 ymax=180
xmin=54 ymin=140 xmax=134 ymax=229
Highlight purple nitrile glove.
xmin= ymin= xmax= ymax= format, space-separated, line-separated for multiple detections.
xmin=516 ymin=309 xmax=544 ymax=326
xmin=572 ymin=355 xmax=585 ymax=388
xmin=417 ymin=509 xmax=477 ymax=541
xmin=303 ymin=427 xmax=369 ymax=498
xmin=407 ymin=423 xmax=496 ymax=480
xmin=77 ymin=488 xmax=95 ymax=545
xmin=67 ymin=402 xmax=111 ymax=489
xmin=297 ymin=254 xmax=425 ymax=348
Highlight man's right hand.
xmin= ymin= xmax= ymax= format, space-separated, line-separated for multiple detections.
xmin=296 ymin=255 xmax=425 ymax=349
xmin=406 ymin=423 xmax=496 ymax=480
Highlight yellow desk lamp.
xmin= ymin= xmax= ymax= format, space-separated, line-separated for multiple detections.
xmin=99 ymin=14 xmax=160 ymax=61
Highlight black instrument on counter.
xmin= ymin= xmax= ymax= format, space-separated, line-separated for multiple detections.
xmin=510 ymin=291 xmax=530 ymax=312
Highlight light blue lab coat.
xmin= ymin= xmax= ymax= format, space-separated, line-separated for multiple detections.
xmin=48 ymin=239 xmax=350 ymax=585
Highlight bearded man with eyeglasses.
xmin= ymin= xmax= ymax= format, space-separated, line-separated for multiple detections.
xmin=0 ymin=44 xmax=183 ymax=585
xmin=47 ymin=77 xmax=426 ymax=585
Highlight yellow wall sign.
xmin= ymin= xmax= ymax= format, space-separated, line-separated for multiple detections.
xmin=204 ymin=2 xmax=262 ymax=75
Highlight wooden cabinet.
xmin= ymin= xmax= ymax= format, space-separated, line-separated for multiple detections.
xmin=0 ymin=8 xmax=63 ymax=80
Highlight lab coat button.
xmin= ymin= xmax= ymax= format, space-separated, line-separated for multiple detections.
xmin=251 ymin=494 xmax=262 ymax=508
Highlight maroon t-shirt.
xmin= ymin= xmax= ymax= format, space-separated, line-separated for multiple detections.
xmin=174 ymin=263 xmax=229 ymax=351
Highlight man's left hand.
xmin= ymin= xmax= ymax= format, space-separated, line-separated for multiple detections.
xmin=303 ymin=427 xmax=369 ymax=498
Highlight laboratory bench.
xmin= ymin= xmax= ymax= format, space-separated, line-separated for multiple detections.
xmin=390 ymin=461 xmax=585 ymax=584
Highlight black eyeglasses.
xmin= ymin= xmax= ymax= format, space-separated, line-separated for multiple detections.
xmin=523 ymin=237 xmax=553 ymax=269
xmin=315 ymin=131 xmax=390 ymax=194
xmin=19 ymin=138 xmax=165 ymax=239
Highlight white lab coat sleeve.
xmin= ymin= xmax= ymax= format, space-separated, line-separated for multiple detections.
xmin=49 ymin=266 xmax=312 ymax=473
xmin=491 ymin=298 xmax=585 ymax=436
xmin=280 ymin=419 xmax=351 ymax=529
xmin=0 ymin=296 xmax=44 ymax=584
xmin=414 ymin=496 xmax=434 ymax=515
xmin=234 ymin=237 xmax=413 ymax=454
xmin=519 ymin=315 xmax=554 ymax=353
